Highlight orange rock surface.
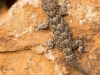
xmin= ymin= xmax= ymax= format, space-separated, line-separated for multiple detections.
xmin=0 ymin=0 xmax=100 ymax=75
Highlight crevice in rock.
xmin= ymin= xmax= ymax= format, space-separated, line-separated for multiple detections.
xmin=6 ymin=0 xmax=17 ymax=9
xmin=0 ymin=0 xmax=17 ymax=22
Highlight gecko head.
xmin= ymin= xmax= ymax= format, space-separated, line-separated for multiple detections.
xmin=42 ymin=0 xmax=58 ymax=17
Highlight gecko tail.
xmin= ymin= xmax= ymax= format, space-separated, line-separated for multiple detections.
xmin=67 ymin=58 xmax=89 ymax=75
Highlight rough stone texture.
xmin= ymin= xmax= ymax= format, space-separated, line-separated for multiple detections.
xmin=0 ymin=0 xmax=100 ymax=75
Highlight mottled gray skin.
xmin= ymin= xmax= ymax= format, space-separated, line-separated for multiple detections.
xmin=35 ymin=0 xmax=89 ymax=75
xmin=0 ymin=0 xmax=7 ymax=9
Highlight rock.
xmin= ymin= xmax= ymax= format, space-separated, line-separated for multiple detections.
xmin=0 ymin=0 xmax=100 ymax=75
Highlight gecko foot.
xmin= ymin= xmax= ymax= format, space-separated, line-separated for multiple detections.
xmin=72 ymin=40 xmax=87 ymax=53
xmin=42 ymin=39 xmax=55 ymax=53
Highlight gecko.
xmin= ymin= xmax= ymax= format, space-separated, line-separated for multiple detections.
xmin=0 ymin=0 xmax=7 ymax=9
xmin=35 ymin=0 xmax=89 ymax=75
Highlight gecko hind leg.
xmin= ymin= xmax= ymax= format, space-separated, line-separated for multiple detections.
xmin=42 ymin=39 xmax=55 ymax=53
xmin=71 ymin=40 xmax=86 ymax=53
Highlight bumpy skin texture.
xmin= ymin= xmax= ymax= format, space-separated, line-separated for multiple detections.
xmin=35 ymin=0 xmax=89 ymax=75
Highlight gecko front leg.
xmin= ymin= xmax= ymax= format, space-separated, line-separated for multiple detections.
xmin=59 ymin=0 xmax=68 ymax=15
xmin=34 ymin=18 xmax=49 ymax=31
